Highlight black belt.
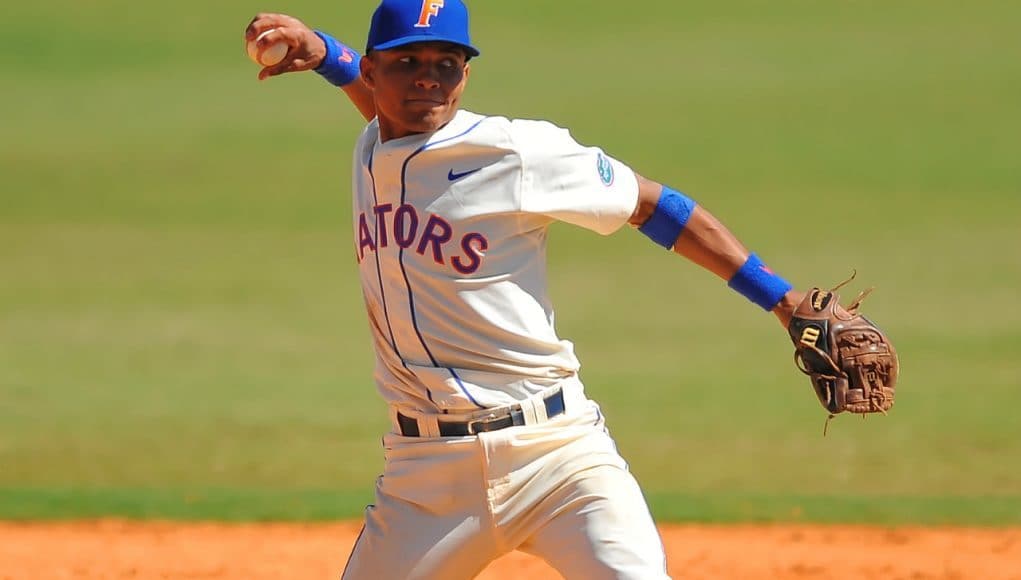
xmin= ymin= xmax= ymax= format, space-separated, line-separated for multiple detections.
xmin=397 ymin=389 xmax=566 ymax=437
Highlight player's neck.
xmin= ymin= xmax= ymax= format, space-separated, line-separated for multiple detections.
xmin=376 ymin=111 xmax=460 ymax=143
xmin=377 ymin=121 xmax=426 ymax=143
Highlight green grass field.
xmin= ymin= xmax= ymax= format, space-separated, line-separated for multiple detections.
xmin=2 ymin=0 xmax=1019 ymax=524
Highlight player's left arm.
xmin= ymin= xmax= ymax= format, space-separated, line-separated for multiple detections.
xmin=629 ymin=175 xmax=805 ymax=327
xmin=627 ymin=174 xmax=899 ymax=424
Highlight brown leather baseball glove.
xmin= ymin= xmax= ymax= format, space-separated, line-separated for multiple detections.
xmin=787 ymin=274 xmax=899 ymax=431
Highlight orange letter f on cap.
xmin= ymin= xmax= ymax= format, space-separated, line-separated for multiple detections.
xmin=415 ymin=0 xmax=445 ymax=28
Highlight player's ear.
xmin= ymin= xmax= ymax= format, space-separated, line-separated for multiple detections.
xmin=360 ymin=54 xmax=376 ymax=89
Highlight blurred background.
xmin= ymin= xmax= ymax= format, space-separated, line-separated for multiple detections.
xmin=1 ymin=0 xmax=1018 ymax=523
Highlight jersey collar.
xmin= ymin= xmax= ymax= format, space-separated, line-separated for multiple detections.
xmin=373 ymin=110 xmax=481 ymax=152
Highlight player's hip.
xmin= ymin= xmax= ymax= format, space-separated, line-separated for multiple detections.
xmin=385 ymin=373 xmax=593 ymax=434
xmin=377 ymin=395 xmax=624 ymax=514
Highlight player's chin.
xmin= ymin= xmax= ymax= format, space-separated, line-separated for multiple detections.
xmin=401 ymin=101 xmax=454 ymax=131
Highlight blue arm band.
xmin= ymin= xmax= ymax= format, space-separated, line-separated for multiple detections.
xmin=638 ymin=186 xmax=697 ymax=249
xmin=728 ymin=253 xmax=793 ymax=311
xmin=313 ymin=31 xmax=362 ymax=87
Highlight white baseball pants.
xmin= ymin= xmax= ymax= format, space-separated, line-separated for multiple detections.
xmin=341 ymin=394 xmax=670 ymax=579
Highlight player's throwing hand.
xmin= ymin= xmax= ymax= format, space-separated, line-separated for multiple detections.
xmin=244 ymin=13 xmax=327 ymax=81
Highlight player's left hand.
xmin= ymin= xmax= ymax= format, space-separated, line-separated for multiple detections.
xmin=772 ymin=289 xmax=805 ymax=328
xmin=244 ymin=13 xmax=327 ymax=81
xmin=785 ymin=274 xmax=899 ymax=428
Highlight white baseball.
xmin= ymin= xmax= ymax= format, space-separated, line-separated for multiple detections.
xmin=246 ymin=29 xmax=289 ymax=67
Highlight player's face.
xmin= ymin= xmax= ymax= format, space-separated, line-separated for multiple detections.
xmin=362 ymin=42 xmax=470 ymax=141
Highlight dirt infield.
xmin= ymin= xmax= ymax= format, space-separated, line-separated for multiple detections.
xmin=1 ymin=521 xmax=1019 ymax=579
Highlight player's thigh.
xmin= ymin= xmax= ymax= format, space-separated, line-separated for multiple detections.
xmin=342 ymin=492 xmax=499 ymax=580
xmin=519 ymin=463 xmax=669 ymax=580
xmin=342 ymin=433 xmax=500 ymax=580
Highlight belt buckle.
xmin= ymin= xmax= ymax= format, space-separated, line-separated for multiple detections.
xmin=466 ymin=412 xmax=501 ymax=435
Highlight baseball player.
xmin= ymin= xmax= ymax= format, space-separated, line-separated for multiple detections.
xmin=246 ymin=2 xmax=813 ymax=578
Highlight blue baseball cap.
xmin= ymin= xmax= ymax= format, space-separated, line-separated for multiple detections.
xmin=366 ymin=0 xmax=480 ymax=58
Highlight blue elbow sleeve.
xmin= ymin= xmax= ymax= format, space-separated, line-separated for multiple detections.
xmin=638 ymin=186 xmax=697 ymax=249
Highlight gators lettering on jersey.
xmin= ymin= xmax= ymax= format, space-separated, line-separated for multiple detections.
xmin=356 ymin=204 xmax=488 ymax=274
xmin=351 ymin=110 xmax=639 ymax=413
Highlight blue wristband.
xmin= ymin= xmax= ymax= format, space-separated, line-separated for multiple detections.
xmin=314 ymin=31 xmax=362 ymax=87
xmin=728 ymin=253 xmax=793 ymax=311
xmin=638 ymin=186 xmax=697 ymax=249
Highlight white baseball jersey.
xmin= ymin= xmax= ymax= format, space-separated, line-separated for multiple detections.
xmin=351 ymin=109 xmax=639 ymax=413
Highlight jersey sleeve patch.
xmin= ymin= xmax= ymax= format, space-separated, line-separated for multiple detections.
xmin=512 ymin=119 xmax=639 ymax=236
xmin=597 ymin=153 xmax=615 ymax=186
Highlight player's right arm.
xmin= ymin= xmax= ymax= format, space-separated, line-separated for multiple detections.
xmin=244 ymin=13 xmax=376 ymax=122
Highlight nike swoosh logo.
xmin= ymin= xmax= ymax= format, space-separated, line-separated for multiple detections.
xmin=339 ymin=48 xmax=354 ymax=64
xmin=448 ymin=168 xmax=482 ymax=181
